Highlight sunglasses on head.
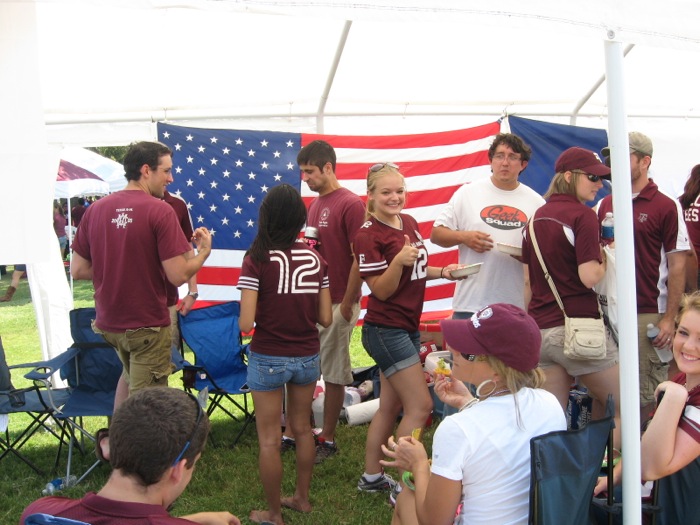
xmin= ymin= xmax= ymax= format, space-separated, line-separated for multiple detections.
xmin=368 ymin=162 xmax=400 ymax=175
xmin=461 ymin=353 xmax=487 ymax=362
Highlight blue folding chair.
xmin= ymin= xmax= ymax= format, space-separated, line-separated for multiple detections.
xmin=44 ymin=308 xmax=122 ymax=485
xmin=178 ymin=301 xmax=254 ymax=446
xmin=0 ymin=336 xmax=71 ymax=474
xmin=24 ymin=513 xmax=92 ymax=525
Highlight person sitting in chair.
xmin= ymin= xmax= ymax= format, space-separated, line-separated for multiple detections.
xmin=20 ymin=388 xmax=241 ymax=525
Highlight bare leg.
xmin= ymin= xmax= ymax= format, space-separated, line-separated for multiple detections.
xmin=250 ymin=388 xmax=285 ymax=525
xmin=540 ymin=364 xmax=573 ymax=412
xmin=283 ymin=381 xmax=316 ymax=513
xmin=580 ymin=364 xmax=622 ymax=450
xmin=113 ymin=374 xmax=129 ymax=411
xmin=392 ymin=486 xmax=419 ymax=525
xmin=320 ymin=381 xmax=344 ymax=441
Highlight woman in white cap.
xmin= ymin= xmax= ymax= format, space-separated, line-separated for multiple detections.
xmin=521 ymin=147 xmax=621 ymax=451
xmin=381 ymin=303 xmax=565 ymax=525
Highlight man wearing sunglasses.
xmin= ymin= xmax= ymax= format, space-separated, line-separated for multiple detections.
xmin=431 ymin=133 xmax=544 ymax=319
xmin=21 ymin=388 xmax=241 ymax=524
xmin=596 ymin=131 xmax=691 ymax=423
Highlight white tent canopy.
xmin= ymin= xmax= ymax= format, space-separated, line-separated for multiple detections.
xmin=54 ymin=147 xmax=126 ymax=199
xmin=3 ymin=3 xmax=700 ymax=523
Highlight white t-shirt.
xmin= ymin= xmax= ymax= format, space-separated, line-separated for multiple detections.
xmin=433 ymin=178 xmax=544 ymax=313
xmin=431 ymin=388 xmax=566 ymax=525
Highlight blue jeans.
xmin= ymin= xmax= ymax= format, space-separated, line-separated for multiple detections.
xmin=246 ymin=350 xmax=320 ymax=392
xmin=361 ymin=324 xmax=420 ymax=379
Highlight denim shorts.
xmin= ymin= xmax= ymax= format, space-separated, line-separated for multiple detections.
xmin=361 ymin=324 xmax=420 ymax=379
xmin=246 ymin=350 xmax=320 ymax=392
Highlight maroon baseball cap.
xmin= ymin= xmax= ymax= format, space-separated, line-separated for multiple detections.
xmin=440 ymin=303 xmax=541 ymax=373
xmin=555 ymin=147 xmax=611 ymax=178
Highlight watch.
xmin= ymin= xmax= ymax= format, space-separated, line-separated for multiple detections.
xmin=187 ymin=291 xmax=199 ymax=300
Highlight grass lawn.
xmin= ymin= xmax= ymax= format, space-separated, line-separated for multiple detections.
xmin=0 ymin=270 xmax=436 ymax=524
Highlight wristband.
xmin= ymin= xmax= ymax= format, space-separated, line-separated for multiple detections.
xmin=187 ymin=291 xmax=199 ymax=300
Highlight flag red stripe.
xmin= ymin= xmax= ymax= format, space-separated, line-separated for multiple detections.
xmin=302 ymin=121 xmax=500 ymax=149
xmin=197 ymin=266 xmax=241 ymax=284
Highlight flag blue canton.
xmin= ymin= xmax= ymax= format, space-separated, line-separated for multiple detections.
xmin=157 ymin=123 xmax=302 ymax=250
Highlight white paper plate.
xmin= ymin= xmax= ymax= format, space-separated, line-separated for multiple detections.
xmin=450 ymin=262 xmax=483 ymax=278
xmin=497 ymin=242 xmax=522 ymax=257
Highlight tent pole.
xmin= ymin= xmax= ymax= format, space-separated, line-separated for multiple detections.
xmin=605 ymin=37 xmax=642 ymax=525
xmin=317 ymin=20 xmax=352 ymax=133
xmin=570 ymin=44 xmax=634 ymax=126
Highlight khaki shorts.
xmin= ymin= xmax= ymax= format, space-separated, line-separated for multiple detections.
xmin=637 ymin=313 xmax=669 ymax=406
xmin=539 ymin=324 xmax=619 ymax=377
xmin=319 ymin=302 xmax=360 ymax=385
xmin=93 ymin=322 xmax=174 ymax=395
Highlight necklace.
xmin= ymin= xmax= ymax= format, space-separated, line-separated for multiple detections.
xmin=459 ymin=388 xmax=512 ymax=412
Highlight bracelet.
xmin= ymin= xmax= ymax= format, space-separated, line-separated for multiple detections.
xmin=402 ymin=471 xmax=416 ymax=491
xmin=458 ymin=398 xmax=479 ymax=412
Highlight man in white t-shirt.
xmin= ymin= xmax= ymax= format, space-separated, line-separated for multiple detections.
xmin=431 ymin=133 xmax=544 ymax=318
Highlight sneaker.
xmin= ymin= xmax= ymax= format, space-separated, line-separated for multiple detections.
xmin=357 ymin=472 xmax=397 ymax=493
xmin=389 ymin=482 xmax=403 ymax=507
xmin=314 ymin=439 xmax=338 ymax=464
xmin=280 ymin=437 xmax=296 ymax=453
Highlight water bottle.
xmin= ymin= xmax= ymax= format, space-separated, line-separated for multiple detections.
xmin=601 ymin=212 xmax=614 ymax=243
xmin=646 ymin=324 xmax=673 ymax=363
xmin=304 ymin=226 xmax=320 ymax=250
xmin=42 ymin=475 xmax=77 ymax=495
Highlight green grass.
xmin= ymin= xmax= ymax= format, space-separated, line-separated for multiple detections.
xmin=0 ymin=272 xmax=436 ymax=525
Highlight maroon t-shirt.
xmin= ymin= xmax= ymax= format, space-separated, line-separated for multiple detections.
xmin=597 ymin=180 xmax=688 ymax=314
xmin=307 ymin=187 xmax=365 ymax=304
xmin=163 ymin=191 xmax=194 ymax=307
xmin=522 ymin=194 xmax=603 ymax=329
xmin=682 ymin=196 xmax=700 ymax=269
xmin=21 ymin=492 xmax=197 ymax=524
xmin=354 ymin=213 xmax=428 ymax=332
xmin=237 ymin=241 xmax=329 ymax=357
xmin=72 ymin=190 xmax=191 ymax=332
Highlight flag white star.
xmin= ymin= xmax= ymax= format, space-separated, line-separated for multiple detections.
xmin=210 ymin=157 xmax=218 ymax=165
xmin=247 ymin=195 xmax=256 ymax=203
xmin=186 ymin=202 xmax=193 ymax=210
xmin=261 ymin=185 xmax=269 ymax=192
xmin=273 ymin=151 xmax=281 ymax=158
xmin=223 ymin=170 xmax=231 ymax=178
xmin=274 ymin=174 xmax=282 ymax=181
xmin=209 ymin=204 xmax=217 ymax=212
xmin=247 ymin=219 xmax=255 ymax=227
xmin=261 ymin=140 xmax=268 ymax=147
xmin=198 ymin=192 xmax=205 ymax=199
xmin=198 ymin=168 xmax=206 ymax=175
xmin=176 ymin=166 xmax=182 ymax=174
xmin=222 ymin=193 xmax=230 ymax=201
xmin=186 ymin=179 xmax=194 ymax=186
xmin=174 ymin=189 xmax=182 ymax=197
xmin=235 ymin=183 xmax=243 ymax=190
xmin=248 ymin=172 xmax=256 ymax=180
xmin=234 ymin=206 xmax=242 ymax=214
xmin=186 ymin=135 xmax=194 ymax=141
xmin=261 ymin=161 xmax=269 ymax=169
xmin=234 ymin=230 xmax=242 ymax=238
xmin=235 ymin=138 xmax=243 ymax=145
xmin=286 ymin=140 xmax=294 ymax=147
xmin=222 ymin=217 xmax=229 ymax=225
xmin=197 ymin=215 xmax=204 ymax=222
xmin=186 ymin=156 xmax=194 ymax=163
xmin=235 ymin=160 xmax=243 ymax=167
xmin=175 ymin=143 xmax=182 ymax=151
xmin=247 ymin=149 xmax=255 ymax=157
xmin=198 ymin=146 xmax=205 ymax=153
xmin=222 ymin=147 xmax=230 ymax=154
xmin=210 ymin=137 xmax=218 ymax=143
xmin=163 ymin=131 xmax=170 ymax=138
xmin=210 ymin=181 xmax=218 ymax=189
xmin=287 ymin=162 xmax=294 ymax=169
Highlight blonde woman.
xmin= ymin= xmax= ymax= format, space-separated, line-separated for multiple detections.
xmin=382 ymin=303 xmax=565 ymax=525
xmin=353 ymin=162 xmax=461 ymax=498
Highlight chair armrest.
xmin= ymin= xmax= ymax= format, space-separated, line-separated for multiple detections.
xmin=20 ymin=347 xmax=79 ymax=381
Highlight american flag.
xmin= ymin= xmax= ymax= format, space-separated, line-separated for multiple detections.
xmin=157 ymin=121 xmax=501 ymax=319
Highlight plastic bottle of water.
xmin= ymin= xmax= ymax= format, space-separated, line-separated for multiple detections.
xmin=646 ymin=324 xmax=673 ymax=363
xmin=601 ymin=212 xmax=614 ymax=243
xmin=42 ymin=475 xmax=77 ymax=495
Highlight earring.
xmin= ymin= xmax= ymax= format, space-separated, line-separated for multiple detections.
xmin=475 ymin=379 xmax=496 ymax=399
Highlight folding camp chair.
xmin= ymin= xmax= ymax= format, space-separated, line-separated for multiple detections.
xmin=0 ymin=336 xmax=70 ymax=474
xmin=47 ymin=308 xmax=123 ymax=485
xmin=178 ymin=301 xmax=254 ymax=446
xmin=24 ymin=513 xmax=92 ymax=525
xmin=529 ymin=395 xmax=615 ymax=525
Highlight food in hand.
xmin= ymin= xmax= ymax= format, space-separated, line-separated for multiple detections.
xmin=434 ymin=357 xmax=451 ymax=377
xmin=411 ymin=427 xmax=424 ymax=442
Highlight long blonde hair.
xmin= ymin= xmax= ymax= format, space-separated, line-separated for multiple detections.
xmin=365 ymin=163 xmax=406 ymax=220
xmin=677 ymin=291 xmax=700 ymax=325
xmin=543 ymin=171 xmax=581 ymax=200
